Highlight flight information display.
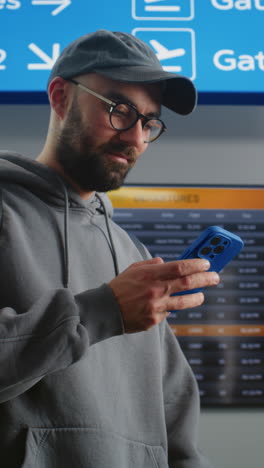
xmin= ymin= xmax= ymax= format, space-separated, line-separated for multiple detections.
xmin=109 ymin=185 xmax=264 ymax=406
xmin=1 ymin=1 xmax=264 ymax=103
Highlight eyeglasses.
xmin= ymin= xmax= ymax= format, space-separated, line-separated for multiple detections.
xmin=69 ymin=79 xmax=166 ymax=143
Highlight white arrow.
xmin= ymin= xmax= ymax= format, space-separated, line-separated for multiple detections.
xmin=32 ymin=0 xmax=71 ymax=16
xmin=27 ymin=43 xmax=60 ymax=70
xmin=150 ymin=40 xmax=185 ymax=61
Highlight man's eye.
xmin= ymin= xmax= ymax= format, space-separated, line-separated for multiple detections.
xmin=145 ymin=120 xmax=161 ymax=130
xmin=144 ymin=121 xmax=154 ymax=130
xmin=113 ymin=104 xmax=131 ymax=117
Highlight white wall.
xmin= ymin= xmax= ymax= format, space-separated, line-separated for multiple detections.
xmin=1 ymin=103 xmax=264 ymax=468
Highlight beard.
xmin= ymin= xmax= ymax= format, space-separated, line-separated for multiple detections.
xmin=55 ymin=100 xmax=137 ymax=193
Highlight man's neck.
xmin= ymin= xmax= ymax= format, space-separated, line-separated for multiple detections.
xmin=36 ymin=152 xmax=95 ymax=200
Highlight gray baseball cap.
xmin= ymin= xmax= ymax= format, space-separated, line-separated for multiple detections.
xmin=48 ymin=29 xmax=197 ymax=115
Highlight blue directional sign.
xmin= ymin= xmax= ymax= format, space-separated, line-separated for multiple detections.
xmin=1 ymin=0 xmax=264 ymax=104
xmin=133 ymin=28 xmax=196 ymax=80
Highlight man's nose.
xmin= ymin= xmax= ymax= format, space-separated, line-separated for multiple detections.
xmin=118 ymin=119 xmax=147 ymax=148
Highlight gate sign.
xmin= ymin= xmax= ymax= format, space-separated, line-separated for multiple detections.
xmin=1 ymin=0 xmax=264 ymax=104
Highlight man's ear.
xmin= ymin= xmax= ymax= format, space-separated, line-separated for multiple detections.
xmin=48 ymin=77 xmax=72 ymax=119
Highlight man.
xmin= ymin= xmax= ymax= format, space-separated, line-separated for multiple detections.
xmin=0 ymin=30 xmax=219 ymax=467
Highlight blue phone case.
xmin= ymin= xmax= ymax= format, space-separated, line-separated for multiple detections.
xmin=174 ymin=226 xmax=244 ymax=295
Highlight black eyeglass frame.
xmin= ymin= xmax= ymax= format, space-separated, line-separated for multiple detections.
xmin=69 ymin=78 xmax=166 ymax=143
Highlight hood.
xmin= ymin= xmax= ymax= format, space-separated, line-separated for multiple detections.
xmin=0 ymin=151 xmax=114 ymax=217
xmin=0 ymin=152 xmax=118 ymax=287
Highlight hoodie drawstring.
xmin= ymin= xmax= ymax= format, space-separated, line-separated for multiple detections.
xmin=55 ymin=176 xmax=70 ymax=288
xmin=95 ymin=193 xmax=119 ymax=277
xmin=57 ymin=177 xmax=119 ymax=288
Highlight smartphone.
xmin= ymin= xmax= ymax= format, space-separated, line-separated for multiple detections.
xmin=174 ymin=226 xmax=244 ymax=295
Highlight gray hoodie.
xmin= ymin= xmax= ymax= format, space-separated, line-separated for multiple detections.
xmin=0 ymin=153 xmax=211 ymax=468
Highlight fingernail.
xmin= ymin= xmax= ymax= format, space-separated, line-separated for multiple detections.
xmin=202 ymin=260 xmax=210 ymax=270
xmin=212 ymin=272 xmax=220 ymax=284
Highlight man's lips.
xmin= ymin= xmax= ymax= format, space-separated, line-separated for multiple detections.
xmin=101 ymin=144 xmax=137 ymax=165
xmin=107 ymin=151 xmax=131 ymax=164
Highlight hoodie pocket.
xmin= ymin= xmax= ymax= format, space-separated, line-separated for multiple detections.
xmin=22 ymin=427 xmax=168 ymax=468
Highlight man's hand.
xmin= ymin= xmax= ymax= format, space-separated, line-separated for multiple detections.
xmin=109 ymin=257 xmax=219 ymax=333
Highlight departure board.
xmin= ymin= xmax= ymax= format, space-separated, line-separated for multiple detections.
xmin=109 ymin=185 xmax=264 ymax=406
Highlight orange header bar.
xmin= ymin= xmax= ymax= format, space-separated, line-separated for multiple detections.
xmin=108 ymin=186 xmax=264 ymax=210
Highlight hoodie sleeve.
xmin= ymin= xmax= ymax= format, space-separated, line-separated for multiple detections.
xmin=0 ymin=284 xmax=124 ymax=403
xmin=160 ymin=322 xmax=213 ymax=468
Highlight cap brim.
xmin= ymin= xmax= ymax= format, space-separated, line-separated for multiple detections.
xmin=95 ymin=66 xmax=197 ymax=115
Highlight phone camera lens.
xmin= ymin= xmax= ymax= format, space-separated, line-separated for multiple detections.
xmin=214 ymin=245 xmax=225 ymax=254
xmin=200 ymin=246 xmax=211 ymax=256
xmin=210 ymin=236 xmax=221 ymax=245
